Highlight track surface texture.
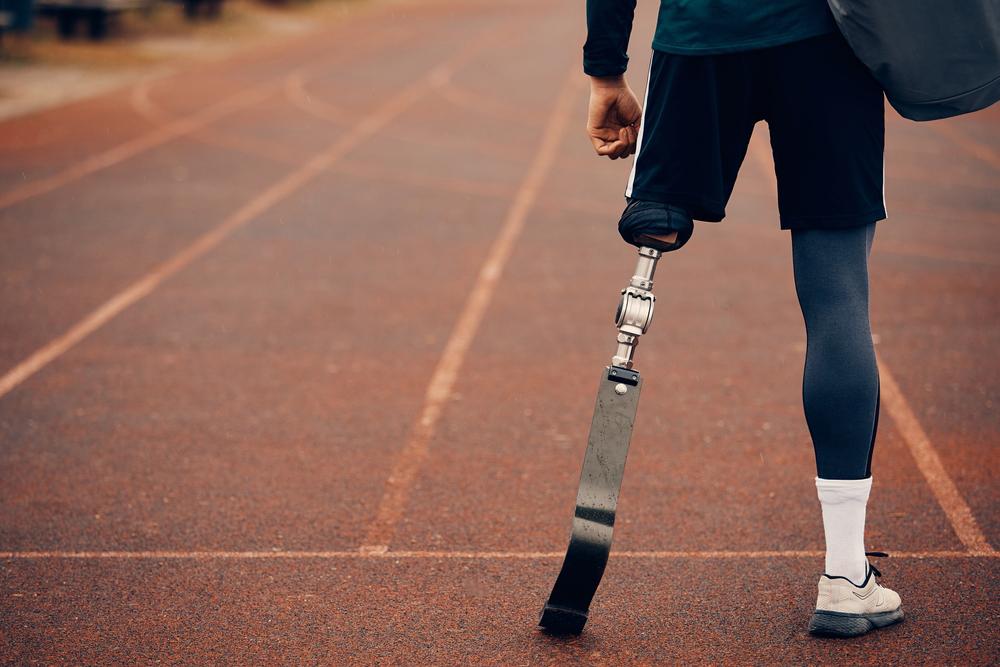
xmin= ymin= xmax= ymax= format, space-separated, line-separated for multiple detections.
xmin=1 ymin=0 xmax=998 ymax=664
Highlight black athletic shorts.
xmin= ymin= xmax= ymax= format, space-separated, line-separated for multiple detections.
xmin=626 ymin=32 xmax=886 ymax=230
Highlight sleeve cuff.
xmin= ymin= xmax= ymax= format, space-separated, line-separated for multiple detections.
xmin=583 ymin=53 xmax=628 ymax=77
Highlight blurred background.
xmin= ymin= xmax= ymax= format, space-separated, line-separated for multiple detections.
xmin=0 ymin=0 xmax=370 ymax=120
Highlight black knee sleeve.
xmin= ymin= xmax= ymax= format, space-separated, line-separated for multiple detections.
xmin=618 ymin=199 xmax=694 ymax=252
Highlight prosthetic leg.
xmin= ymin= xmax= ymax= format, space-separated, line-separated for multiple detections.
xmin=539 ymin=201 xmax=692 ymax=635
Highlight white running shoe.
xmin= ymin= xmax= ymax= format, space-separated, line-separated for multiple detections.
xmin=808 ymin=555 xmax=904 ymax=638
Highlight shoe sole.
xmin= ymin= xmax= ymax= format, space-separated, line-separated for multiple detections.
xmin=808 ymin=608 xmax=904 ymax=638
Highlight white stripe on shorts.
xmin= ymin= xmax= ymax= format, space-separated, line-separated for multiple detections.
xmin=625 ymin=57 xmax=654 ymax=198
xmin=881 ymin=148 xmax=887 ymax=218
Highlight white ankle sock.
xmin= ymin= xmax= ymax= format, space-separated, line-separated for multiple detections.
xmin=815 ymin=476 xmax=872 ymax=585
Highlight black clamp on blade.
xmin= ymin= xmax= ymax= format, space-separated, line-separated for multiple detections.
xmin=607 ymin=366 xmax=640 ymax=386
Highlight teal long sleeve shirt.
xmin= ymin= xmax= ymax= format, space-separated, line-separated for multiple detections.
xmin=584 ymin=0 xmax=837 ymax=77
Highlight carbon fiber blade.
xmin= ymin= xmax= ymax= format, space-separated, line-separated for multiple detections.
xmin=539 ymin=366 xmax=641 ymax=634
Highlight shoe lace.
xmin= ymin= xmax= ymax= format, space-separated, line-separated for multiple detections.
xmin=865 ymin=551 xmax=889 ymax=578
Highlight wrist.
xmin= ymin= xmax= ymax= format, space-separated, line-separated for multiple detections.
xmin=589 ymin=74 xmax=626 ymax=90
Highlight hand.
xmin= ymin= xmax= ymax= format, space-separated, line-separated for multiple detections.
xmin=587 ymin=75 xmax=642 ymax=160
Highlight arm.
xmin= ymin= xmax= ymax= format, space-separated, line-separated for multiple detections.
xmin=584 ymin=0 xmax=642 ymax=160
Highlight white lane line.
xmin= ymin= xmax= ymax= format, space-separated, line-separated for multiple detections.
xmin=747 ymin=134 xmax=995 ymax=556
xmin=130 ymin=74 xmax=303 ymax=165
xmin=284 ymin=68 xmax=351 ymax=124
xmin=1 ymin=13 xmax=417 ymax=212
xmin=359 ymin=68 xmax=584 ymax=551
xmin=0 ymin=84 xmax=276 ymax=211
xmin=0 ymin=549 xmax=991 ymax=560
xmin=428 ymin=66 xmax=524 ymax=122
xmin=878 ymin=361 xmax=996 ymax=555
xmin=930 ymin=121 xmax=1000 ymax=171
xmin=129 ymin=75 xmax=174 ymax=125
xmin=0 ymin=38 xmax=491 ymax=401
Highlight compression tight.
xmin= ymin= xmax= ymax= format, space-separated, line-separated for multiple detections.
xmin=791 ymin=223 xmax=879 ymax=480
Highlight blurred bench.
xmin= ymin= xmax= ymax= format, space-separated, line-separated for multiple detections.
xmin=174 ymin=0 xmax=221 ymax=20
xmin=37 ymin=0 xmax=149 ymax=39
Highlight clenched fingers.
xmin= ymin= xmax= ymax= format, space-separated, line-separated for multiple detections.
xmin=590 ymin=124 xmax=638 ymax=160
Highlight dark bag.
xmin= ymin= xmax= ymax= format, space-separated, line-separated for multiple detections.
xmin=827 ymin=0 xmax=1000 ymax=121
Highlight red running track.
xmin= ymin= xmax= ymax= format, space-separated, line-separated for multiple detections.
xmin=0 ymin=0 xmax=997 ymax=663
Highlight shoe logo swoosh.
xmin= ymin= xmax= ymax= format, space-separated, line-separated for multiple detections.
xmin=852 ymin=587 xmax=876 ymax=600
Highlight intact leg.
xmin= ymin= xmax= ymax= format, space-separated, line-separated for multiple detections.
xmin=792 ymin=222 xmax=880 ymax=586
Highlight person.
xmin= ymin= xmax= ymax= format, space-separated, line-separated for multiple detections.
xmin=584 ymin=0 xmax=904 ymax=637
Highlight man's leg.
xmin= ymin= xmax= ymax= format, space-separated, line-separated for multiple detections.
xmin=764 ymin=29 xmax=899 ymax=636
xmin=791 ymin=222 xmax=878 ymax=586
xmin=793 ymin=223 xmax=903 ymax=638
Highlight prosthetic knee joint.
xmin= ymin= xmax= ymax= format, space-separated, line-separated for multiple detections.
xmin=611 ymin=201 xmax=693 ymax=369
xmin=612 ymin=246 xmax=659 ymax=369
